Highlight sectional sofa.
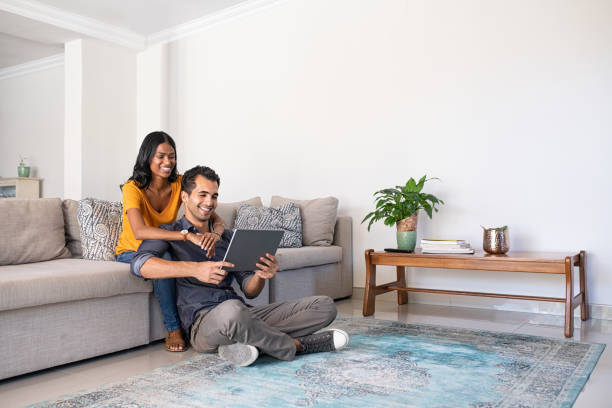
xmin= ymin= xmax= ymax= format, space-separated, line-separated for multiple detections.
xmin=0 ymin=197 xmax=352 ymax=380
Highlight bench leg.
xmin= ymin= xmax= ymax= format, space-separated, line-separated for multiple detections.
xmin=580 ymin=250 xmax=588 ymax=321
xmin=564 ymin=256 xmax=574 ymax=338
xmin=363 ymin=249 xmax=377 ymax=316
xmin=397 ymin=266 xmax=408 ymax=305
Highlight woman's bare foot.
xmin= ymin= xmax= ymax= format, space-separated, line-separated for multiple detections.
xmin=165 ymin=329 xmax=187 ymax=352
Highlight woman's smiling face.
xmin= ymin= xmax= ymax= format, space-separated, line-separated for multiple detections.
xmin=149 ymin=142 xmax=176 ymax=179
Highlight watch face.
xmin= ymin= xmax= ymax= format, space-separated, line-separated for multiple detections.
xmin=181 ymin=229 xmax=188 ymax=235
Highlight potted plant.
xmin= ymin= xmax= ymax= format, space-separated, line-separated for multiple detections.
xmin=17 ymin=155 xmax=30 ymax=178
xmin=362 ymin=175 xmax=444 ymax=251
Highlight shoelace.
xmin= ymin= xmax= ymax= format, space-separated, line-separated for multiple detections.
xmin=298 ymin=331 xmax=335 ymax=354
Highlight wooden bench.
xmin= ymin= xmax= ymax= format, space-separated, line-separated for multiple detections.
xmin=363 ymin=249 xmax=587 ymax=337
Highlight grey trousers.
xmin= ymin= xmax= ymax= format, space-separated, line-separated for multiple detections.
xmin=189 ymin=295 xmax=337 ymax=361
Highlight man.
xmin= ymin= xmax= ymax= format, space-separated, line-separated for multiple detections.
xmin=131 ymin=165 xmax=348 ymax=366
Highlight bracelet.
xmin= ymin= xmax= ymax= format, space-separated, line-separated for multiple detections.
xmin=212 ymin=231 xmax=222 ymax=238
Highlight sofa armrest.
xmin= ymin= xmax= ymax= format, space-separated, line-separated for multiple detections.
xmin=333 ymin=216 xmax=353 ymax=297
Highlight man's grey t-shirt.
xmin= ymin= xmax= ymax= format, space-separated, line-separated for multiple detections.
xmin=130 ymin=216 xmax=254 ymax=333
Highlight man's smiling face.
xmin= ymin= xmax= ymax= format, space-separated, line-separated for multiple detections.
xmin=181 ymin=175 xmax=219 ymax=224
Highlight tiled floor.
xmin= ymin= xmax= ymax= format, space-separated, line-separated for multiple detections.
xmin=1 ymin=292 xmax=610 ymax=407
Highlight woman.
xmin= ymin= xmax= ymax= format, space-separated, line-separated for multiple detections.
xmin=115 ymin=131 xmax=225 ymax=351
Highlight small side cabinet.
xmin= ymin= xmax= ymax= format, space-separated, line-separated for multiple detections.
xmin=0 ymin=178 xmax=41 ymax=199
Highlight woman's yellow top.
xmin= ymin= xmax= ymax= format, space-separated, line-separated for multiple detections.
xmin=115 ymin=175 xmax=183 ymax=255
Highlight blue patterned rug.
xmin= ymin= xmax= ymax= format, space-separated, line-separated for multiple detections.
xmin=31 ymin=317 xmax=604 ymax=408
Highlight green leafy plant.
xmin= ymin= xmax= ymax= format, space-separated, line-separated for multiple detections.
xmin=362 ymin=175 xmax=444 ymax=231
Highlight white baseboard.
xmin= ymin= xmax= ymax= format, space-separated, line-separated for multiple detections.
xmin=351 ymin=288 xmax=612 ymax=321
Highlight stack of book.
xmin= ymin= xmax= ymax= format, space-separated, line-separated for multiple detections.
xmin=420 ymin=239 xmax=475 ymax=254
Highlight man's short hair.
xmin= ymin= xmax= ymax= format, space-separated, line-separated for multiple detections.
xmin=182 ymin=166 xmax=221 ymax=194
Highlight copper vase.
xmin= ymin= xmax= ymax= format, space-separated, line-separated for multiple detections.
xmin=482 ymin=226 xmax=510 ymax=254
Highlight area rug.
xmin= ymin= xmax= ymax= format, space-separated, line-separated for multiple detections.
xmin=31 ymin=317 xmax=604 ymax=408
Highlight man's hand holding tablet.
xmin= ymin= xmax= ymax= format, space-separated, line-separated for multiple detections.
xmin=254 ymin=253 xmax=279 ymax=279
xmin=222 ymin=230 xmax=283 ymax=272
xmin=193 ymin=261 xmax=235 ymax=285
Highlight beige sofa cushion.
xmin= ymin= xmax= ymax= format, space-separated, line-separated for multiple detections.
xmin=275 ymin=246 xmax=342 ymax=271
xmin=62 ymin=199 xmax=82 ymax=257
xmin=0 ymin=198 xmax=71 ymax=266
xmin=215 ymin=197 xmax=263 ymax=229
xmin=0 ymin=258 xmax=151 ymax=311
xmin=270 ymin=196 xmax=339 ymax=246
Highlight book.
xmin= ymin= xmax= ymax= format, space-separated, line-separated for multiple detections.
xmin=421 ymin=243 xmax=470 ymax=250
xmin=421 ymin=239 xmax=467 ymax=245
xmin=420 ymin=238 xmax=474 ymax=254
xmin=421 ymin=247 xmax=475 ymax=254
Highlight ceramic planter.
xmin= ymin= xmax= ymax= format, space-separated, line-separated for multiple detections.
xmin=17 ymin=166 xmax=30 ymax=178
xmin=396 ymin=212 xmax=418 ymax=251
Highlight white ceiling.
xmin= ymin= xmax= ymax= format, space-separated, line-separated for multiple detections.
xmin=29 ymin=0 xmax=250 ymax=36
xmin=0 ymin=0 xmax=252 ymax=69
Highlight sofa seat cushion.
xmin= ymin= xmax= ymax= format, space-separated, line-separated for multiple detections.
xmin=0 ymin=259 xmax=152 ymax=312
xmin=275 ymin=246 xmax=342 ymax=271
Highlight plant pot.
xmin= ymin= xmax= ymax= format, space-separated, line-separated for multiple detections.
xmin=17 ymin=166 xmax=30 ymax=178
xmin=396 ymin=213 xmax=418 ymax=251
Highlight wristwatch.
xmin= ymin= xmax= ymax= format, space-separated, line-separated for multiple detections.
xmin=180 ymin=229 xmax=189 ymax=242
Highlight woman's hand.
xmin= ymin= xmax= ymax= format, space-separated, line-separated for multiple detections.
xmin=187 ymin=232 xmax=221 ymax=258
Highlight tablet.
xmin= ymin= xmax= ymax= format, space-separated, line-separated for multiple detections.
xmin=222 ymin=229 xmax=284 ymax=272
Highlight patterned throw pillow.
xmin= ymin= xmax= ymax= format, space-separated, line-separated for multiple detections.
xmin=270 ymin=196 xmax=339 ymax=246
xmin=234 ymin=203 xmax=302 ymax=248
xmin=77 ymin=198 xmax=123 ymax=261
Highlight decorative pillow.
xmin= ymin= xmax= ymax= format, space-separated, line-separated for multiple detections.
xmin=270 ymin=196 xmax=339 ymax=246
xmin=234 ymin=203 xmax=302 ymax=248
xmin=77 ymin=198 xmax=123 ymax=261
xmin=215 ymin=197 xmax=264 ymax=229
xmin=0 ymin=198 xmax=71 ymax=266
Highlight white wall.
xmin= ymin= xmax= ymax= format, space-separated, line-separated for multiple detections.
xmin=64 ymin=41 xmax=82 ymax=200
xmin=81 ymin=39 xmax=137 ymax=201
xmin=64 ymin=39 xmax=137 ymax=201
xmin=151 ymin=0 xmax=612 ymax=308
xmin=0 ymin=65 xmax=64 ymax=198
xmin=137 ymin=43 xmax=169 ymax=148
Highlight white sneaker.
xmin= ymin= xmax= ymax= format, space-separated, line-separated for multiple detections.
xmin=218 ymin=343 xmax=259 ymax=366
xmin=296 ymin=328 xmax=350 ymax=354
xmin=331 ymin=329 xmax=349 ymax=350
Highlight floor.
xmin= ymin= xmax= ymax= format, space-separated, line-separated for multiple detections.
xmin=1 ymin=292 xmax=610 ymax=408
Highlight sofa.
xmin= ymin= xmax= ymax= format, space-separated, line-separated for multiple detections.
xmin=0 ymin=197 xmax=352 ymax=380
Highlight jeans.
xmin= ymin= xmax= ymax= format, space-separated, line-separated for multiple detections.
xmin=116 ymin=250 xmax=181 ymax=332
